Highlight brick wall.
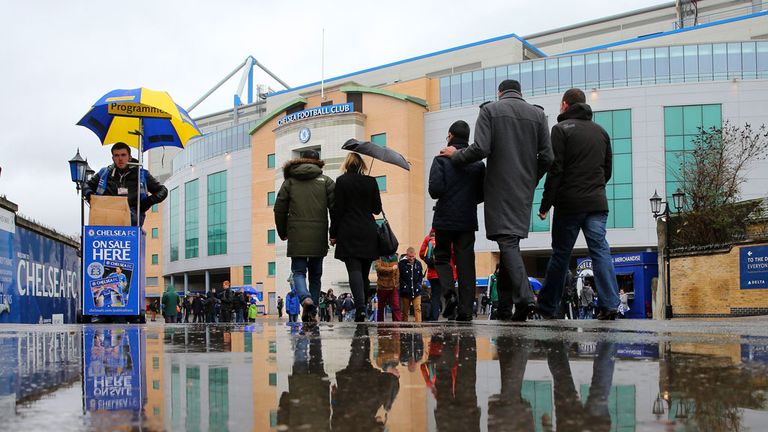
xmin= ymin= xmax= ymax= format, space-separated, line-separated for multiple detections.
xmin=671 ymin=243 xmax=768 ymax=317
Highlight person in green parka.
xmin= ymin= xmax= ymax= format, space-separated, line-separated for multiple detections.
xmin=161 ymin=286 xmax=180 ymax=323
xmin=274 ymin=150 xmax=335 ymax=323
xmin=488 ymin=264 xmax=499 ymax=320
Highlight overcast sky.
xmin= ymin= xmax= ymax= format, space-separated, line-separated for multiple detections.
xmin=0 ymin=0 xmax=671 ymax=236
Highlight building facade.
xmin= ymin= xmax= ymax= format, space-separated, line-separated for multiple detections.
xmin=146 ymin=0 xmax=768 ymax=313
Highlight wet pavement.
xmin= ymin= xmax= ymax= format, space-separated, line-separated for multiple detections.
xmin=2 ymin=318 xmax=768 ymax=431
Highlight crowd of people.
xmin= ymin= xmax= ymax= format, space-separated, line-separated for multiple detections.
xmin=154 ymin=280 xmax=262 ymax=324
xmin=275 ymin=80 xmax=623 ymax=324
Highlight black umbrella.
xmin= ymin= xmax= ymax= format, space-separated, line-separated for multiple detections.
xmin=342 ymin=138 xmax=410 ymax=172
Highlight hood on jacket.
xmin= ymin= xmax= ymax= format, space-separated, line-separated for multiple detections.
xmin=448 ymin=136 xmax=469 ymax=150
xmin=557 ymin=102 xmax=593 ymax=123
xmin=282 ymin=158 xmax=325 ymax=180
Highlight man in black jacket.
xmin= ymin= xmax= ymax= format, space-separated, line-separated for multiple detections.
xmin=83 ymin=142 xmax=167 ymax=227
xmin=537 ymin=88 xmax=621 ymax=320
xmin=430 ymin=120 xmax=485 ymax=321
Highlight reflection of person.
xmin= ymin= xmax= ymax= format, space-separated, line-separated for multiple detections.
xmin=274 ymin=149 xmax=335 ymax=323
xmin=543 ymin=339 xmax=616 ymax=432
xmin=439 ymin=80 xmax=553 ymax=321
xmin=277 ymin=327 xmax=330 ymax=431
xmin=330 ymin=153 xmax=383 ymax=322
xmin=83 ymin=142 xmax=168 ymax=227
xmin=429 ymin=120 xmax=485 ymax=321
xmin=431 ymin=333 xmax=481 ymax=431
xmin=488 ymin=336 xmax=534 ymax=431
xmin=537 ymin=88 xmax=620 ymax=321
xmin=332 ymin=325 xmax=400 ymax=431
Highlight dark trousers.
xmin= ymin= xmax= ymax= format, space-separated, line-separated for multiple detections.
xmin=343 ymin=258 xmax=373 ymax=314
xmin=428 ymin=278 xmax=441 ymax=321
xmin=434 ymin=230 xmax=477 ymax=317
xmin=494 ymin=234 xmax=533 ymax=314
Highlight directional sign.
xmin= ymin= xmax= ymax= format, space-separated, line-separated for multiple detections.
xmin=740 ymin=245 xmax=768 ymax=289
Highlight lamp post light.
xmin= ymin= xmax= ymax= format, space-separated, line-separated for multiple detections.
xmin=650 ymin=188 xmax=686 ymax=319
xmin=68 ymin=149 xmax=89 ymax=255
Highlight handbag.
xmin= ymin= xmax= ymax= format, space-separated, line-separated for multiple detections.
xmin=377 ymin=210 xmax=399 ymax=256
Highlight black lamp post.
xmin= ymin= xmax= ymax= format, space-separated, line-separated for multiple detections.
xmin=650 ymin=188 xmax=685 ymax=319
xmin=68 ymin=149 xmax=89 ymax=254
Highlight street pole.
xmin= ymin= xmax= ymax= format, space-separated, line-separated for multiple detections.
xmin=664 ymin=206 xmax=673 ymax=319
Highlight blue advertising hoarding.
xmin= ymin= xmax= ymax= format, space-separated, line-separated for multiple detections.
xmin=83 ymin=327 xmax=144 ymax=412
xmin=740 ymin=245 xmax=768 ymax=289
xmin=0 ymin=212 xmax=80 ymax=324
xmin=83 ymin=226 xmax=141 ymax=316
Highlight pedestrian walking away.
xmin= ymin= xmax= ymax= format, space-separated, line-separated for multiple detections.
xmin=274 ymin=149 xmax=335 ymax=324
xmin=440 ymin=79 xmax=553 ymax=321
xmin=429 ymin=120 xmax=485 ymax=321
xmin=285 ymin=290 xmax=301 ymax=322
xmin=277 ymin=296 xmax=284 ymax=318
xmin=398 ymin=247 xmax=425 ymax=322
xmin=330 ymin=153 xmax=382 ymax=322
xmin=536 ymin=88 xmax=621 ymax=321
xmin=375 ymin=253 xmax=402 ymax=322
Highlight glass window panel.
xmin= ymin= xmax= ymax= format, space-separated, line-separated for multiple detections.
xmin=267 ymin=153 xmax=275 ymax=169
xmin=713 ymin=43 xmax=727 ymax=80
xmin=496 ymin=66 xmax=508 ymax=86
xmin=605 ymin=184 xmax=615 ymax=200
xmin=641 ymin=48 xmax=655 ymax=85
xmin=684 ymin=45 xmax=699 ymax=82
xmin=558 ymin=57 xmax=572 ymax=91
xmin=152 ymin=254 xmax=159 ymax=265
xmin=606 ymin=200 xmax=616 ymax=228
xmin=169 ymin=187 xmax=179 ymax=262
xmin=472 ymin=70 xmax=484 ymax=104
xmin=614 ymin=199 xmax=633 ymax=228
xmin=483 ymin=68 xmax=496 ymax=101
xmin=599 ymin=52 xmax=613 ymax=87
xmin=626 ymin=50 xmax=641 ymax=86
xmin=666 ymin=135 xmax=684 ymax=151
xmin=698 ymin=44 xmax=712 ymax=80
xmin=207 ymin=171 xmax=227 ymax=256
xmin=375 ymin=176 xmax=387 ymax=192
xmin=152 ymin=228 xmax=158 ymax=238
xmin=613 ymin=138 xmax=632 ymax=155
xmin=614 ymin=184 xmax=632 ymax=199
xmin=185 ymin=179 xmax=199 ymax=259
xmin=727 ymin=42 xmax=742 ymax=78
xmin=613 ymin=110 xmax=631 ymax=139
xmin=665 ymin=151 xmax=685 ymax=182
xmin=684 ymin=134 xmax=699 ymax=151
xmin=371 ymin=133 xmax=387 ymax=147
xmin=702 ymin=104 xmax=722 ymax=131
xmin=742 ymin=42 xmax=757 ymax=77
xmin=519 ymin=62 xmax=533 ymax=95
xmin=596 ymin=111 xmax=612 ymax=134
xmin=585 ymin=54 xmax=599 ymax=88
xmin=152 ymin=204 xmax=159 ymax=213
xmin=613 ymin=154 xmax=632 ymax=184
xmin=267 ymin=229 xmax=276 ymax=245
xmin=546 ymin=59 xmax=559 ymax=93
xmin=532 ymin=60 xmax=545 ymax=95
xmin=655 ymin=47 xmax=670 ymax=84
xmin=612 ymin=51 xmax=626 ymax=87
xmin=572 ymin=55 xmax=585 ymax=88
xmin=682 ymin=105 xmax=702 ymax=135
xmin=670 ymin=46 xmax=684 ymax=83
xmin=267 ymin=191 xmax=276 ymax=206
xmin=267 ymin=262 xmax=276 ymax=277
xmin=758 ymin=42 xmax=768 ymax=78
xmin=461 ymin=72 xmax=473 ymax=105
xmin=440 ymin=76 xmax=450 ymax=109
xmin=664 ymin=107 xmax=683 ymax=136
xmin=244 ymin=266 xmax=252 ymax=285
xmin=507 ymin=64 xmax=520 ymax=90
xmin=450 ymin=74 xmax=461 ymax=108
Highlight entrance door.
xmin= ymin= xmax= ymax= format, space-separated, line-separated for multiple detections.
xmin=268 ymin=292 xmax=276 ymax=315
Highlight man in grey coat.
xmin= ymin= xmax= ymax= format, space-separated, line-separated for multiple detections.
xmin=440 ymin=80 xmax=553 ymax=321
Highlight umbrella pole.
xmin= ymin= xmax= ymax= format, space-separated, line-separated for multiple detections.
xmin=137 ymin=121 xmax=143 ymax=228
xmin=368 ymin=156 xmax=375 ymax=175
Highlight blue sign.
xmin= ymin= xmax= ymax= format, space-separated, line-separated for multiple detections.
xmin=0 ymin=224 xmax=80 ymax=324
xmin=83 ymin=327 xmax=144 ymax=412
xmin=83 ymin=226 xmax=141 ymax=315
xmin=740 ymin=245 xmax=768 ymax=289
xmin=277 ymin=103 xmax=353 ymax=126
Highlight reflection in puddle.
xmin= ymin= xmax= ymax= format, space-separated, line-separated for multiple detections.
xmin=0 ymin=323 xmax=767 ymax=431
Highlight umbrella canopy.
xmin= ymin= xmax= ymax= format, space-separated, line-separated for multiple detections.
xmin=77 ymin=87 xmax=202 ymax=151
xmin=529 ymin=277 xmax=543 ymax=292
xmin=342 ymin=138 xmax=410 ymax=171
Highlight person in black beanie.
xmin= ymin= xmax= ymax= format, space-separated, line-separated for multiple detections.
xmin=428 ymin=120 xmax=485 ymax=321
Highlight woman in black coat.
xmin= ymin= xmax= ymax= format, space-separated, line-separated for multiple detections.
xmin=330 ymin=153 xmax=382 ymax=321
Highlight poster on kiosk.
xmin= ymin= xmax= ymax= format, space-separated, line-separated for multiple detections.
xmin=83 ymin=226 xmax=141 ymax=316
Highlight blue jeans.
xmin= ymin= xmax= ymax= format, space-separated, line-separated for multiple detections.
xmin=291 ymin=257 xmax=323 ymax=306
xmin=538 ymin=211 xmax=620 ymax=315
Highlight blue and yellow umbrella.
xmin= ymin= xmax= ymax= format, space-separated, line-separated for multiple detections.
xmin=77 ymin=87 xmax=202 ymax=151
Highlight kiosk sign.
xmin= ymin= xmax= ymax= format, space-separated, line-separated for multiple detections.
xmin=83 ymin=327 xmax=143 ymax=412
xmin=740 ymin=245 xmax=768 ymax=289
xmin=83 ymin=226 xmax=140 ymax=315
